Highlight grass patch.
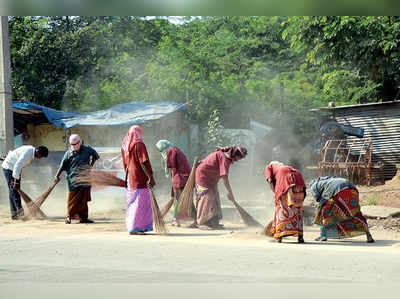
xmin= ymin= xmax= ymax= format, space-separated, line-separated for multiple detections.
xmin=364 ymin=194 xmax=378 ymax=206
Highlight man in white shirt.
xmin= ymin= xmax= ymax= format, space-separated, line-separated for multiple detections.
xmin=1 ymin=145 xmax=49 ymax=219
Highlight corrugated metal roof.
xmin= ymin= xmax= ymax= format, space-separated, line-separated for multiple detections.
xmin=332 ymin=102 xmax=400 ymax=179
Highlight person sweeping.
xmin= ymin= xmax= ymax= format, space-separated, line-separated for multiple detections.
xmin=2 ymin=145 xmax=49 ymax=220
xmin=195 ymin=146 xmax=247 ymax=230
xmin=54 ymin=134 xmax=99 ymax=224
xmin=155 ymin=139 xmax=196 ymax=227
xmin=121 ymin=125 xmax=156 ymax=235
xmin=265 ymin=161 xmax=306 ymax=243
xmin=311 ymin=176 xmax=374 ymax=243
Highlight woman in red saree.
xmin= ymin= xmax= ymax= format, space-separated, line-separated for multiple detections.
xmin=265 ymin=161 xmax=306 ymax=243
xmin=195 ymin=146 xmax=247 ymax=230
xmin=155 ymin=139 xmax=192 ymax=227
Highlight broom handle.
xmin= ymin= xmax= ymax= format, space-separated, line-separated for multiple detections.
xmin=34 ymin=180 xmax=59 ymax=207
xmin=161 ymin=197 xmax=175 ymax=218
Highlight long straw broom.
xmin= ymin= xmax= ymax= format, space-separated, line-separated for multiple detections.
xmin=33 ymin=181 xmax=59 ymax=208
xmin=76 ymin=169 xmax=167 ymax=234
xmin=177 ymin=156 xmax=199 ymax=218
xmin=150 ymin=189 xmax=168 ymax=234
xmin=230 ymin=197 xmax=262 ymax=227
xmin=17 ymin=188 xmax=47 ymax=220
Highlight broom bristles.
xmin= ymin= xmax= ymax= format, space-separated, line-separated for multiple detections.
xmin=17 ymin=188 xmax=47 ymax=220
xmin=231 ymin=198 xmax=262 ymax=227
xmin=177 ymin=156 xmax=199 ymax=218
xmin=263 ymin=220 xmax=274 ymax=237
xmin=75 ymin=169 xmax=126 ymax=188
xmin=150 ymin=189 xmax=168 ymax=234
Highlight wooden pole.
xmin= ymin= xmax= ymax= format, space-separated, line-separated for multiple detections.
xmin=0 ymin=16 xmax=13 ymax=156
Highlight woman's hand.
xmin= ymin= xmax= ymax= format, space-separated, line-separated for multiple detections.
xmin=147 ymin=176 xmax=156 ymax=188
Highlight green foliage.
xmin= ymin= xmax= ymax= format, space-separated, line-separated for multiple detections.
xmin=8 ymin=16 xmax=400 ymax=153
xmin=204 ymin=109 xmax=225 ymax=155
xmin=283 ymin=16 xmax=400 ymax=101
xmin=364 ymin=195 xmax=378 ymax=206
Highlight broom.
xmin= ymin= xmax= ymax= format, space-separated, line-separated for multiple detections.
xmin=177 ymin=156 xmax=199 ymax=218
xmin=17 ymin=188 xmax=47 ymax=220
xmin=76 ymin=169 xmax=167 ymax=234
xmin=230 ymin=197 xmax=262 ymax=227
xmin=33 ymin=181 xmax=59 ymax=208
xmin=263 ymin=220 xmax=274 ymax=237
xmin=150 ymin=189 xmax=168 ymax=234
xmin=160 ymin=197 xmax=175 ymax=218
xmin=75 ymin=169 xmax=125 ymax=188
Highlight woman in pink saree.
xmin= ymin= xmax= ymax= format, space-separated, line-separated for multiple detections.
xmin=121 ymin=125 xmax=156 ymax=235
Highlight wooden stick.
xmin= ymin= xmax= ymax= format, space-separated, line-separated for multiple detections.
xmin=230 ymin=198 xmax=262 ymax=227
xmin=160 ymin=197 xmax=175 ymax=218
xmin=33 ymin=181 xmax=59 ymax=208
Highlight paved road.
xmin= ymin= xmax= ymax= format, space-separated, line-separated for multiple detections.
xmin=1 ymin=222 xmax=400 ymax=298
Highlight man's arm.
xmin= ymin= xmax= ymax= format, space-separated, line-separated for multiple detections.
xmin=54 ymin=168 xmax=63 ymax=183
xmin=54 ymin=152 xmax=68 ymax=183
xmin=90 ymin=148 xmax=100 ymax=167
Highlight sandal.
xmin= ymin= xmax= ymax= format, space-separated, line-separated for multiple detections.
xmin=187 ymin=222 xmax=198 ymax=228
xmin=315 ymin=236 xmax=327 ymax=241
xmin=198 ymin=225 xmax=214 ymax=230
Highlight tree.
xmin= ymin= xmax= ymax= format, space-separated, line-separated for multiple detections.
xmin=283 ymin=16 xmax=400 ymax=101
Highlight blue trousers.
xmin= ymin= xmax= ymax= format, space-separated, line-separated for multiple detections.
xmin=2 ymin=168 xmax=22 ymax=218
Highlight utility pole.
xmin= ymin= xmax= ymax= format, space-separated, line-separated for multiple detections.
xmin=0 ymin=16 xmax=13 ymax=156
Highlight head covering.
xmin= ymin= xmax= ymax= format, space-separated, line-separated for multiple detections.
xmin=69 ymin=134 xmax=81 ymax=152
xmin=121 ymin=125 xmax=143 ymax=167
xmin=156 ymin=139 xmax=176 ymax=177
xmin=217 ymin=146 xmax=247 ymax=161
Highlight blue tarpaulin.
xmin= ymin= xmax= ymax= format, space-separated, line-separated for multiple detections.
xmin=13 ymin=101 xmax=187 ymax=129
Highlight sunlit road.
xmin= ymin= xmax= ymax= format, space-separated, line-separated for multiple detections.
xmin=1 ymin=222 xmax=399 ymax=298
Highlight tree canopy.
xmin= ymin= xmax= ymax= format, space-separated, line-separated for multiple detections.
xmin=8 ymin=16 xmax=400 ymax=153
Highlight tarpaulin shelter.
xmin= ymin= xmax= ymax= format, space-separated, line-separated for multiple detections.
xmin=13 ymin=100 xmax=187 ymax=133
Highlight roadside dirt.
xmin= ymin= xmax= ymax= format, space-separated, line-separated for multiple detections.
xmin=358 ymin=175 xmax=400 ymax=232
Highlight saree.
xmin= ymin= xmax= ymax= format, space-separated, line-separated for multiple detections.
xmin=126 ymin=186 xmax=153 ymax=233
xmin=195 ymin=184 xmax=222 ymax=226
xmin=314 ymin=188 xmax=369 ymax=239
xmin=67 ymin=189 xmax=91 ymax=220
xmin=271 ymin=185 xmax=304 ymax=239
